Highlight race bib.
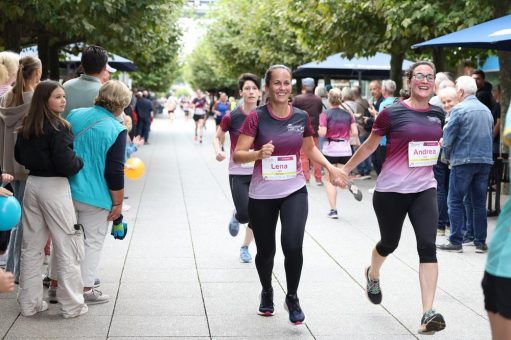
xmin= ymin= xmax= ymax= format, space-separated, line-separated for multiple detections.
xmin=408 ymin=141 xmax=440 ymax=167
xmin=262 ymin=155 xmax=297 ymax=180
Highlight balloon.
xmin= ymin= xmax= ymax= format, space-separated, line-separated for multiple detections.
xmin=0 ymin=196 xmax=21 ymax=231
xmin=124 ymin=157 xmax=145 ymax=180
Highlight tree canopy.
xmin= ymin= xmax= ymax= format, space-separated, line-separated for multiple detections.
xmin=0 ymin=0 xmax=184 ymax=92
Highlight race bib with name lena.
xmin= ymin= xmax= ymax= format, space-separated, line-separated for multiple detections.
xmin=262 ymin=155 xmax=297 ymax=180
xmin=408 ymin=141 xmax=440 ymax=167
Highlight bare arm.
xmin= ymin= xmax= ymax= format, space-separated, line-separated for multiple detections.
xmin=213 ymin=127 xmax=227 ymax=161
xmin=302 ymin=136 xmax=342 ymax=186
xmin=318 ymin=126 xmax=327 ymax=137
xmin=233 ymin=134 xmax=274 ymax=164
xmin=340 ymin=132 xmax=382 ymax=182
xmin=350 ymin=122 xmax=358 ymax=137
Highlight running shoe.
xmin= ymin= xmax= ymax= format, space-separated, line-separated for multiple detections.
xmin=475 ymin=243 xmax=488 ymax=253
xmin=228 ymin=211 xmax=240 ymax=237
xmin=327 ymin=209 xmax=338 ymax=219
xmin=257 ymin=288 xmax=274 ymax=316
xmin=358 ymin=175 xmax=372 ymax=180
xmin=284 ymin=294 xmax=305 ymax=325
xmin=368 ymin=187 xmax=375 ymax=194
xmin=418 ymin=309 xmax=446 ymax=334
xmin=316 ymin=180 xmax=324 ymax=186
xmin=94 ymin=278 xmax=101 ymax=288
xmin=83 ymin=288 xmax=109 ymax=305
xmin=240 ymin=246 xmax=252 ymax=263
xmin=62 ymin=305 xmax=88 ymax=319
xmin=437 ymin=242 xmax=463 ymax=252
xmin=365 ymin=266 xmax=382 ymax=304
xmin=436 ymin=228 xmax=445 ymax=236
xmin=48 ymin=287 xmax=58 ymax=304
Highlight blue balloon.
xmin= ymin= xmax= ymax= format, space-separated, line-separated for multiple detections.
xmin=0 ymin=196 xmax=21 ymax=231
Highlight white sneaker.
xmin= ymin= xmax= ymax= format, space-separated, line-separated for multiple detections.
xmin=62 ymin=305 xmax=88 ymax=319
xmin=368 ymin=187 xmax=375 ymax=194
xmin=83 ymin=288 xmax=110 ymax=305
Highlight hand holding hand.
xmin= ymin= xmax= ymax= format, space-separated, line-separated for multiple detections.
xmin=258 ymin=140 xmax=274 ymax=160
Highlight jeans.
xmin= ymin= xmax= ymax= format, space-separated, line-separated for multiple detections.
xmin=356 ymin=134 xmax=372 ymax=175
xmin=448 ymin=163 xmax=491 ymax=246
xmin=463 ymin=194 xmax=474 ymax=240
xmin=6 ymin=180 xmax=26 ymax=282
xmin=433 ymin=162 xmax=450 ymax=229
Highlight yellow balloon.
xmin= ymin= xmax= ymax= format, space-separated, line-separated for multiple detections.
xmin=125 ymin=157 xmax=145 ymax=180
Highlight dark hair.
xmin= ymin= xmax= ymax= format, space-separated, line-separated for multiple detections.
xmin=264 ymin=64 xmax=292 ymax=87
xmin=406 ymin=61 xmax=436 ymax=81
xmin=238 ymin=73 xmax=260 ymax=90
xmin=81 ymin=45 xmax=108 ymax=74
xmin=18 ymin=80 xmax=70 ymax=138
xmin=6 ymin=56 xmax=41 ymax=107
xmin=473 ymin=69 xmax=486 ymax=79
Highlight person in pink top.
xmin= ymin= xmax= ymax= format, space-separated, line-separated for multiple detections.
xmin=233 ymin=64 xmax=343 ymax=325
xmin=213 ymin=73 xmax=260 ymax=263
xmin=318 ymin=87 xmax=358 ymax=219
xmin=337 ymin=61 xmax=446 ymax=335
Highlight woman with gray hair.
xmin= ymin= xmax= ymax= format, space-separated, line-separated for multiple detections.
xmin=54 ymin=80 xmax=130 ymax=305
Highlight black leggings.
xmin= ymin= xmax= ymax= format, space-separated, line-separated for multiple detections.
xmin=229 ymin=175 xmax=251 ymax=224
xmin=248 ymin=186 xmax=308 ymax=294
xmin=373 ymin=188 xmax=438 ymax=263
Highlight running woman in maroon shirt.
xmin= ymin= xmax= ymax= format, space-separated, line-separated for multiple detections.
xmin=213 ymin=73 xmax=260 ymax=264
xmin=233 ymin=65 xmax=343 ymax=325
xmin=337 ymin=61 xmax=446 ymax=335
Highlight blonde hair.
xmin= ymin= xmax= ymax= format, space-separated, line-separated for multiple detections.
xmin=5 ymin=56 xmax=41 ymax=107
xmin=341 ymin=87 xmax=353 ymax=101
xmin=328 ymin=87 xmax=342 ymax=106
xmin=95 ymin=80 xmax=131 ymax=114
xmin=0 ymin=51 xmax=20 ymax=85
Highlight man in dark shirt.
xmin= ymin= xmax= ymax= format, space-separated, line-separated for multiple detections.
xmin=472 ymin=70 xmax=494 ymax=111
xmin=292 ymin=78 xmax=324 ymax=185
xmin=135 ymin=91 xmax=153 ymax=144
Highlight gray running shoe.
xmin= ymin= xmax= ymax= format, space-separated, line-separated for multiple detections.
xmin=365 ymin=267 xmax=382 ymax=304
xmin=83 ymin=288 xmax=110 ymax=305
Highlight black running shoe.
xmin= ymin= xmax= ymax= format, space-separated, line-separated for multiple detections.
xmin=365 ymin=267 xmax=382 ymax=304
xmin=258 ymin=288 xmax=274 ymax=316
xmin=418 ymin=309 xmax=446 ymax=334
xmin=284 ymin=294 xmax=305 ymax=325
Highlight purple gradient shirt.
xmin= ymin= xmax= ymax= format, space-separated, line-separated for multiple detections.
xmin=240 ymin=104 xmax=314 ymax=199
xmin=372 ymin=100 xmax=445 ymax=193
xmin=220 ymin=106 xmax=253 ymax=175
xmin=319 ymin=108 xmax=355 ymax=156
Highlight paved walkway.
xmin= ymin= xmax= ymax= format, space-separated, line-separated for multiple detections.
xmin=0 ymin=112 xmax=500 ymax=339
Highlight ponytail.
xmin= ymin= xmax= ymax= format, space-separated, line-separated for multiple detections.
xmin=5 ymin=56 xmax=42 ymax=107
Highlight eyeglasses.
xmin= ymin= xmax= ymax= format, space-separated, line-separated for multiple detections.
xmin=412 ymin=73 xmax=435 ymax=82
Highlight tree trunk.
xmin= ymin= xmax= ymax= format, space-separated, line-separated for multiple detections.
xmin=37 ymin=35 xmax=50 ymax=80
xmin=48 ymin=44 xmax=60 ymax=80
xmin=390 ymin=52 xmax=404 ymax=94
xmin=3 ymin=20 xmax=22 ymax=52
xmin=432 ymin=48 xmax=446 ymax=72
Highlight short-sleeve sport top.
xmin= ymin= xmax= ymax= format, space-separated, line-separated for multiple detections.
xmin=220 ymin=106 xmax=253 ymax=175
xmin=240 ymin=104 xmax=314 ymax=199
xmin=372 ymin=100 xmax=445 ymax=193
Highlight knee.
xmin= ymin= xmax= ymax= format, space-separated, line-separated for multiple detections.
xmin=376 ymin=240 xmax=398 ymax=257
xmin=418 ymin=243 xmax=437 ymax=263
